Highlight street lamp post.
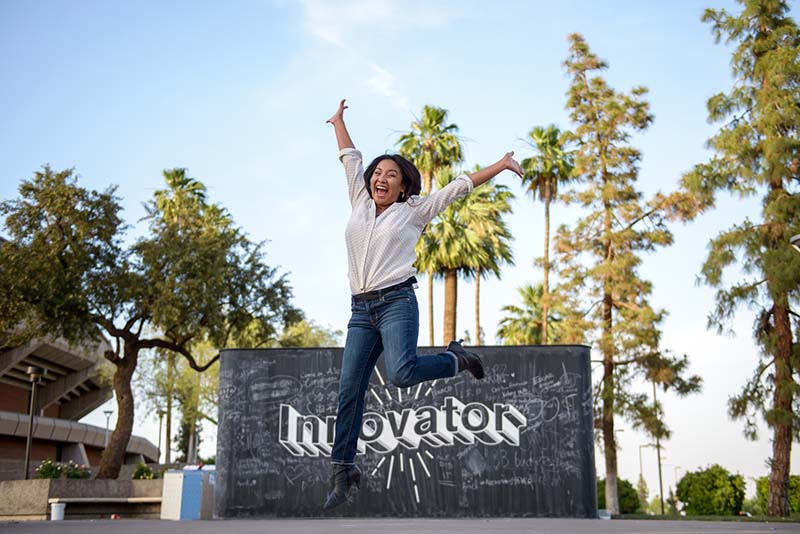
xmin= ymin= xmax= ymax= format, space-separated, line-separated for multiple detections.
xmin=653 ymin=380 xmax=665 ymax=515
xmin=639 ymin=443 xmax=654 ymax=481
xmin=103 ymin=410 xmax=113 ymax=448
xmin=23 ymin=366 xmax=46 ymax=480
xmin=157 ymin=409 xmax=166 ymax=463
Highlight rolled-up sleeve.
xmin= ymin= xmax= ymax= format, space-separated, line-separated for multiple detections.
xmin=340 ymin=148 xmax=369 ymax=207
xmin=409 ymin=174 xmax=474 ymax=225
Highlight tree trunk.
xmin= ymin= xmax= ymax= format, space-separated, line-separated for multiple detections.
xmin=96 ymin=343 xmax=138 ymax=479
xmin=423 ymin=170 xmax=432 ymax=194
xmin=165 ymin=352 xmax=174 ymax=464
xmin=428 ymin=274 xmax=435 ymax=346
xmin=602 ymin=303 xmax=618 ymax=515
xmin=764 ymin=165 xmax=793 ymax=517
xmin=542 ymin=183 xmax=551 ymax=344
xmin=443 ymin=269 xmax=457 ymax=344
xmin=767 ymin=298 xmax=793 ymax=517
xmin=475 ymin=267 xmax=481 ymax=346
xmin=187 ymin=421 xmax=197 ymax=464
xmin=601 ymin=192 xmax=619 ymax=514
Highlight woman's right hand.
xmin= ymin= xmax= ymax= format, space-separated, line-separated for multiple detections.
xmin=326 ymin=99 xmax=348 ymax=124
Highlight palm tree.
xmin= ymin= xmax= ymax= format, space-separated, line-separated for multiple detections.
xmin=397 ymin=105 xmax=463 ymax=194
xmin=414 ymin=229 xmax=443 ymax=346
xmin=152 ymin=168 xmax=231 ymax=234
xmin=463 ymin=172 xmax=514 ymax=346
xmin=496 ymin=283 xmax=547 ymax=345
xmin=399 ymin=105 xmax=464 ymax=345
xmin=154 ymin=168 xmax=208 ymax=224
xmin=151 ymin=168 xmax=209 ymax=462
xmin=520 ymin=125 xmax=574 ymax=344
xmin=417 ymin=168 xmax=505 ymax=345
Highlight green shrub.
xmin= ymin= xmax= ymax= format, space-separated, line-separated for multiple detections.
xmin=597 ymin=477 xmax=642 ymax=514
xmin=34 ymin=458 xmax=62 ymax=479
xmin=742 ymin=495 xmax=763 ymax=516
xmin=676 ymin=464 xmax=745 ymax=515
xmin=132 ymin=462 xmax=156 ymax=480
xmin=755 ymin=475 xmax=800 ymax=514
xmin=63 ymin=460 xmax=91 ymax=479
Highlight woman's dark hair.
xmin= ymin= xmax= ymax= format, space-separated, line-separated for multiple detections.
xmin=363 ymin=154 xmax=422 ymax=202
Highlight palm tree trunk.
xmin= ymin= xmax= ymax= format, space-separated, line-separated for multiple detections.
xmin=542 ymin=183 xmax=551 ymax=345
xmin=187 ymin=423 xmax=196 ymax=464
xmin=475 ymin=267 xmax=481 ymax=346
xmin=423 ymin=170 xmax=433 ymax=194
xmin=428 ymin=274 xmax=434 ymax=346
xmin=443 ymin=269 xmax=457 ymax=344
xmin=165 ymin=352 xmax=174 ymax=464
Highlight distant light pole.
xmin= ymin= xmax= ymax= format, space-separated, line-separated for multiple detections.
xmin=639 ymin=443 xmax=654 ymax=481
xmin=653 ymin=380 xmax=665 ymax=515
xmin=792 ymin=234 xmax=800 ymax=254
xmin=157 ymin=409 xmax=166 ymax=463
xmin=103 ymin=410 xmax=113 ymax=448
xmin=674 ymin=465 xmax=682 ymax=486
xmin=23 ymin=366 xmax=46 ymax=480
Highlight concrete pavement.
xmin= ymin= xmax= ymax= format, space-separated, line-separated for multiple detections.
xmin=1 ymin=518 xmax=798 ymax=534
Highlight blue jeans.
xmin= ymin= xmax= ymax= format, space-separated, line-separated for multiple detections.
xmin=330 ymin=286 xmax=457 ymax=465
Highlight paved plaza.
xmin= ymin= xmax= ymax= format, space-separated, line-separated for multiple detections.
xmin=2 ymin=519 xmax=799 ymax=534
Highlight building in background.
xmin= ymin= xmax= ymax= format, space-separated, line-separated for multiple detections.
xmin=0 ymin=335 xmax=158 ymax=479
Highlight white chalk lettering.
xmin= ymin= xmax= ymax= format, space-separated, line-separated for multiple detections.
xmin=278 ymin=396 xmax=528 ymax=457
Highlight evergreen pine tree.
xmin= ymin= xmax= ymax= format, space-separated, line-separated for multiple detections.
xmin=683 ymin=0 xmax=800 ymax=516
xmin=557 ymin=33 xmax=702 ymax=514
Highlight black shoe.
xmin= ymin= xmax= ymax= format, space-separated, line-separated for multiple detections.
xmin=447 ymin=339 xmax=485 ymax=380
xmin=322 ymin=464 xmax=361 ymax=511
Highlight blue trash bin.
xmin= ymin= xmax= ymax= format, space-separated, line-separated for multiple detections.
xmin=161 ymin=467 xmax=215 ymax=520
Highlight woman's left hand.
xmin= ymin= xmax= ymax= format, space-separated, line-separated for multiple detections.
xmin=502 ymin=151 xmax=524 ymax=178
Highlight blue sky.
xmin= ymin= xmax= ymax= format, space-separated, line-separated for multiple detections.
xmin=2 ymin=0 xmax=798 ymax=498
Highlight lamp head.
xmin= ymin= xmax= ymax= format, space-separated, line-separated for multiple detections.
xmin=26 ymin=366 xmax=45 ymax=382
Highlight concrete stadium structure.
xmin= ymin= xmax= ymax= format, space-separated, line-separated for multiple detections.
xmin=0 ymin=335 xmax=158 ymax=480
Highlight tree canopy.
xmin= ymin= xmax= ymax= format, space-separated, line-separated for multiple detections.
xmin=676 ymin=464 xmax=745 ymax=516
xmin=0 ymin=166 xmax=300 ymax=478
xmin=682 ymin=0 xmax=800 ymax=516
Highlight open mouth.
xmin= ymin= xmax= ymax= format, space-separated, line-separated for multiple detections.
xmin=375 ymin=185 xmax=389 ymax=198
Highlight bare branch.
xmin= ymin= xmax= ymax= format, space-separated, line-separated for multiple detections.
xmin=198 ymin=411 xmax=218 ymax=426
xmin=138 ymin=337 xmax=219 ymax=372
xmin=123 ymin=314 xmax=140 ymax=334
xmin=613 ymin=299 xmax=645 ymax=313
xmin=135 ymin=316 xmax=146 ymax=338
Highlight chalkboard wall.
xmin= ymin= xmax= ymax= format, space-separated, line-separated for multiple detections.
xmin=215 ymin=345 xmax=596 ymax=518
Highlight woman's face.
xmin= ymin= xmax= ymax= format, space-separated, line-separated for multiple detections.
xmin=371 ymin=159 xmax=404 ymax=210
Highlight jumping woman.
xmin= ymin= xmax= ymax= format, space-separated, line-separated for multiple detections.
xmin=323 ymin=99 xmax=523 ymax=510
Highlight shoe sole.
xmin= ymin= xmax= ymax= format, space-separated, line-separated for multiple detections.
xmin=450 ymin=342 xmax=485 ymax=380
xmin=470 ymin=352 xmax=485 ymax=380
xmin=323 ymin=470 xmax=361 ymax=510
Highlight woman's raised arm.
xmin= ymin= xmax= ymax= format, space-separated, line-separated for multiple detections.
xmin=326 ymin=99 xmax=355 ymax=151
xmin=469 ymin=151 xmax=523 ymax=187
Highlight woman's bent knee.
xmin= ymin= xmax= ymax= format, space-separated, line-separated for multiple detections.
xmin=387 ymin=370 xmax=416 ymax=388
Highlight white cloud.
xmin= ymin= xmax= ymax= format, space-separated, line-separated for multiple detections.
xmin=300 ymin=0 xmax=455 ymax=47
xmin=298 ymin=0 xmax=457 ymax=110
xmin=365 ymin=62 xmax=409 ymax=111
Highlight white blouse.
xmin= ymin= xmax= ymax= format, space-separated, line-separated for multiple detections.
xmin=341 ymin=147 xmax=473 ymax=295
